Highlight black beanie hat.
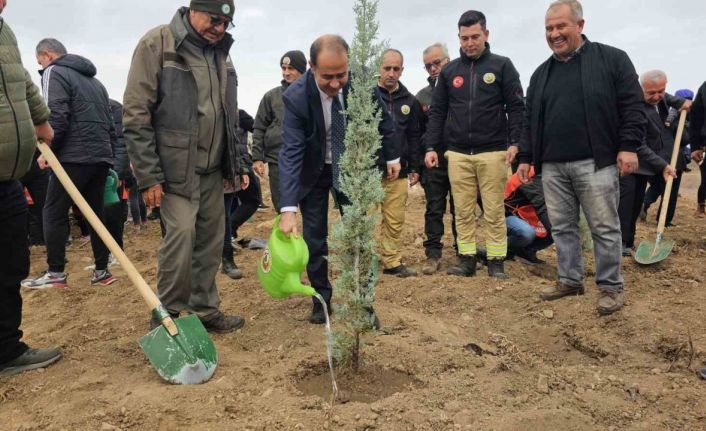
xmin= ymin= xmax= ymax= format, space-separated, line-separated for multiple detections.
xmin=280 ymin=50 xmax=307 ymax=74
xmin=190 ymin=0 xmax=235 ymax=19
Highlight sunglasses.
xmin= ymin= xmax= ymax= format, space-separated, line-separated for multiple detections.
xmin=424 ymin=58 xmax=446 ymax=71
xmin=209 ymin=14 xmax=234 ymax=30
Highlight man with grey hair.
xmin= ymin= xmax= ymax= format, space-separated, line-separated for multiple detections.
xmin=23 ymin=38 xmax=117 ymax=289
xmin=416 ymin=42 xmax=457 ymax=275
xmin=618 ymin=70 xmax=687 ymax=257
xmin=518 ymin=0 xmax=646 ymax=315
xmin=123 ymin=0 xmax=250 ymax=332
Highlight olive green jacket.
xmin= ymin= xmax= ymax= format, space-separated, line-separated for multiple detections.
xmin=0 ymin=18 xmax=51 ymax=181
xmin=123 ymin=8 xmax=246 ymax=198
xmin=252 ymin=82 xmax=287 ymax=164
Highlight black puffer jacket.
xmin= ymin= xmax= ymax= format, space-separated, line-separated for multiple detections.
xmin=109 ymin=99 xmax=130 ymax=180
xmin=378 ymin=82 xmax=422 ymax=175
xmin=41 ymin=54 xmax=115 ymax=166
xmin=426 ymin=44 xmax=525 ymax=155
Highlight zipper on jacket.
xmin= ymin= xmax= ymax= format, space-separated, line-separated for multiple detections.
xmin=0 ymin=20 xmax=23 ymax=179
xmin=467 ymin=61 xmax=476 ymax=155
xmin=203 ymin=47 xmax=218 ymax=173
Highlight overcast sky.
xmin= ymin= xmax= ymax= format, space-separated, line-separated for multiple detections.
xmin=5 ymin=0 xmax=706 ymax=114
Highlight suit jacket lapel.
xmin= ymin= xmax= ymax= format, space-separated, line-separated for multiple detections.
xmin=306 ymin=72 xmax=326 ymax=156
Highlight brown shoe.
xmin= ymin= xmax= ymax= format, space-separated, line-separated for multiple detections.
xmin=597 ymin=290 xmax=624 ymax=316
xmin=539 ymin=282 xmax=585 ymax=301
xmin=422 ymin=257 xmax=441 ymax=275
xmin=696 ymin=203 xmax=706 ymax=218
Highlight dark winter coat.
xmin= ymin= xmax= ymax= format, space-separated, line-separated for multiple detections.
xmin=690 ymin=82 xmax=706 ymax=151
xmin=425 ymin=44 xmax=525 ymax=155
xmin=252 ymin=81 xmax=288 ymax=164
xmin=378 ymin=82 xmax=422 ymax=175
xmin=40 ymin=54 xmax=115 ymax=167
xmin=519 ymin=36 xmax=646 ymax=172
xmin=416 ymin=76 xmax=450 ymax=168
xmin=109 ymin=99 xmax=131 ymax=180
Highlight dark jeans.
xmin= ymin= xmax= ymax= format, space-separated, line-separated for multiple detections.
xmin=128 ymin=182 xmax=147 ymax=225
xmin=44 ymin=163 xmax=110 ymax=272
xmin=268 ymin=163 xmax=281 ymax=212
xmin=0 ymin=180 xmax=30 ymax=364
xmin=698 ymin=161 xmax=706 ymax=204
xmin=20 ymin=169 xmax=48 ymax=245
xmin=222 ymin=177 xmax=263 ymax=260
xmin=421 ymin=166 xmax=457 ymax=259
xmin=643 ymin=171 xmax=683 ymax=225
xmin=618 ymin=174 xmax=649 ymax=248
xmin=300 ymin=164 xmax=348 ymax=305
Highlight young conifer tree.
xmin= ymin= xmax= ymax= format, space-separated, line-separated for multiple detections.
xmin=328 ymin=0 xmax=386 ymax=371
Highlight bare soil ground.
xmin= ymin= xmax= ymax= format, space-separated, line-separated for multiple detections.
xmin=2 ymin=171 xmax=706 ymax=431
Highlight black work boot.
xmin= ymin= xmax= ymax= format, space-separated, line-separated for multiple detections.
xmin=487 ymin=258 xmax=509 ymax=279
xmin=447 ymin=255 xmax=476 ymax=277
xmin=309 ymin=300 xmax=333 ymax=325
xmin=200 ymin=311 xmax=245 ymax=334
xmin=221 ymin=257 xmax=243 ymax=280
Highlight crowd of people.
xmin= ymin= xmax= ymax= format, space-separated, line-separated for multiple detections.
xmin=1 ymin=0 xmax=705 ymax=379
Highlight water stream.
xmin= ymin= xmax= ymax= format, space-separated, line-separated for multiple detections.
xmin=313 ymin=293 xmax=339 ymax=399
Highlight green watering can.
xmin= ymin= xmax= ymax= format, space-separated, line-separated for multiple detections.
xmin=258 ymin=215 xmax=316 ymax=299
xmin=103 ymin=169 xmax=120 ymax=206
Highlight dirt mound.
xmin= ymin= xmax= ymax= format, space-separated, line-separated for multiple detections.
xmin=2 ymin=171 xmax=706 ymax=430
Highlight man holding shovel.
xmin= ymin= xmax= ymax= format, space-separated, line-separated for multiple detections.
xmin=0 ymin=0 xmax=63 ymax=376
xmin=517 ymin=0 xmax=646 ymax=315
xmin=124 ymin=0 xmax=249 ymax=332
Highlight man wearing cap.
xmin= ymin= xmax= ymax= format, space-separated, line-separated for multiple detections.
xmin=123 ymin=0 xmax=250 ymax=333
xmin=252 ymin=50 xmax=306 ymax=212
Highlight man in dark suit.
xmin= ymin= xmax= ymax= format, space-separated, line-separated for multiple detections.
xmin=278 ymin=34 xmax=401 ymax=324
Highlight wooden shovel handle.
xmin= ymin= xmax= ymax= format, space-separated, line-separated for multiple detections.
xmin=656 ymin=110 xmax=687 ymax=235
xmin=36 ymin=142 xmax=165 ymax=313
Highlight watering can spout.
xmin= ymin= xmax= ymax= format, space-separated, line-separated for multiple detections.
xmin=258 ymin=216 xmax=315 ymax=299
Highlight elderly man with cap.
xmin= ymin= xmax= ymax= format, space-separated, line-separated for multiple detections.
xmin=123 ymin=0 xmax=250 ymax=332
xmin=253 ymin=50 xmax=307 ymax=212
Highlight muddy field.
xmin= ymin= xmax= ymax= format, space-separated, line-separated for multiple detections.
xmin=2 ymin=170 xmax=706 ymax=431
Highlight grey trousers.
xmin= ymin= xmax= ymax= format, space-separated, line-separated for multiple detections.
xmin=542 ymin=159 xmax=624 ymax=293
xmin=157 ymin=170 xmax=225 ymax=318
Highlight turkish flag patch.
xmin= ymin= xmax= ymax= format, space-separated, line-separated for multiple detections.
xmin=452 ymin=76 xmax=465 ymax=88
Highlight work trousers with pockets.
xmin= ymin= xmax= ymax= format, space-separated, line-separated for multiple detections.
xmin=446 ymin=150 xmax=508 ymax=259
xmin=379 ymin=178 xmax=408 ymax=269
xmin=157 ymin=170 xmax=224 ymax=319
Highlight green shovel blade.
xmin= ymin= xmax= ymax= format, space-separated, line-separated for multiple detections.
xmin=138 ymin=315 xmax=217 ymax=384
xmin=634 ymin=238 xmax=675 ymax=265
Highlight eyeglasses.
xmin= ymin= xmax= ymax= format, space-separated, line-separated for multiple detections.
xmin=381 ymin=66 xmax=402 ymax=72
xmin=209 ymin=14 xmax=234 ymax=30
xmin=424 ymin=58 xmax=447 ymax=71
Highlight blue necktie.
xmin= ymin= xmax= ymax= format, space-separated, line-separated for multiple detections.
xmin=331 ymin=96 xmax=345 ymax=190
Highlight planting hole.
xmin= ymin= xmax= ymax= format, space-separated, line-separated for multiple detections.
xmin=295 ymin=363 xmax=421 ymax=403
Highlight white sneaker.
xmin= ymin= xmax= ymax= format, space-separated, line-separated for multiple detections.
xmin=21 ymin=271 xmax=68 ymax=289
